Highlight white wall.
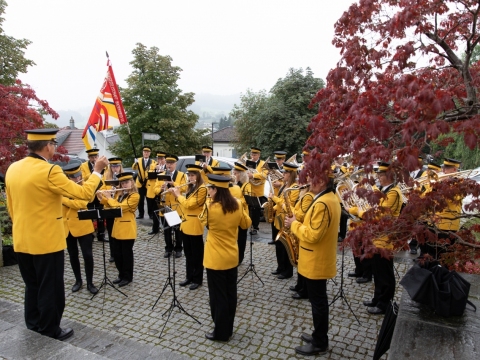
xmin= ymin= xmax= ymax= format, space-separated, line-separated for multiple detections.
xmin=213 ymin=143 xmax=234 ymax=158
xmin=77 ymin=132 xmax=116 ymax=160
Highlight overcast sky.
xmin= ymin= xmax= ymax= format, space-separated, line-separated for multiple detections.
xmin=4 ymin=0 xmax=356 ymax=124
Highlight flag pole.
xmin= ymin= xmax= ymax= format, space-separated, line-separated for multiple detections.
xmin=106 ymin=51 xmax=137 ymax=160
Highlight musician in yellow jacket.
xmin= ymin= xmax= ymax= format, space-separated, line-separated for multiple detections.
xmin=196 ymin=145 xmax=220 ymax=183
xmin=148 ymin=151 xmax=167 ymax=235
xmin=271 ymin=162 xmax=299 ymax=280
xmin=171 ymin=164 xmax=207 ymax=290
xmin=62 ymin=164 xmax=98 ymax=295
xmin=6 ymin=129 xmax=108 ymax=341
xmin=200 ymin=174 xmax=251 ymax=342
xmin=247 ymin=147 xmax=268 ymax=234
xmin=154 ymin=154 xmax=186 ymax=258
xmin=233 ymin=162 xmax=251 ymax=264
xmin=285 ymin=173 xmax=340 ymax=356
xmin=98 ymin=172 xmax=139 ymax=287
xmin=350 ymin=162 xmax=402 ymax=315
xmin=132 ymin=146 xmax=156 ymax=219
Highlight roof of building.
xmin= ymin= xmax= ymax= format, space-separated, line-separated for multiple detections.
xmin=57 ymin=129 xmax=86 ymax=156
xmin=213 ymin=126 xmax=235 ymax=142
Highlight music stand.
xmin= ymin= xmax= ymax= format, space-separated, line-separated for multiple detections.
xmin=237 ymin=195 xmax=264 ymax=287
xmin=151 ymin=209 xmax=200 ymax=338
xmin=329 ymin=242 xmax=361 ymax=325
xmin=78 ymin=208 xmax=127 ymax=310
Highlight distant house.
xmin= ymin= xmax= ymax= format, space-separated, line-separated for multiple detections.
xmin=57 ymin=117 xmax=118 ymax=159
xmin=212 ymin=126 xmax=237 ymax=158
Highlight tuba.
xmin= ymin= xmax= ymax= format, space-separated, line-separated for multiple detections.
xmin=275 ymin=186 xmax=301 ymax=267
xmin=286 ymin=153 xmax=298 ymax=166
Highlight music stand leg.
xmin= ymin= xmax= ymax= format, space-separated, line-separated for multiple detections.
xmin=237 ymin=227 xmax=264 ymax=286
xmin=91 ymin=240 xmax=127 ymax=312
xmin=153 ymin=226 xmax=201 ymax=338
xmin=329 ymin=245 xmax=361 ymax=325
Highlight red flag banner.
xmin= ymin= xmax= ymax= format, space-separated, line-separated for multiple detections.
xmin=82 ymin=60 xmax=127 ymax=149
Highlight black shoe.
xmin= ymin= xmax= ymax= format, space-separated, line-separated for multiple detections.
xmin=175 ymin=251 xmax=182 ymax=258
xmin=289 ymin=285 xmax=299 ymax=292
xmin=189 ymin=283 xmax=200 ymax=290
xmin=356 ymin=277 xmax=372 ymax=284
xmin=205 ymin=331 xmax=216 ymax=340
xmin=112 ymin=277 xmax=122 ymax=284
xmin=295 ymin=343 xmax=328 ymax=356
xmin=97 ymin=237 xmax=108 ymax=242
xmin=179 ymin=279 xmax=192 ymax=287
xmin=268 ymin=240 xmax=275 ymax=245
xmin=118 ymin=279 xmax=131 ymax=287
xmin=367 ymin=306 xmax=386 ymax=315
xmin=301 ymin=333 xmax=313 ymax=343
xmin=148 ymin=230 xmax=158 ymax=235
xmin=56 ymin=327 xmax=74 ymax=341
xmin=249 ymin=229 xmax=257 ymax=235
xmin=87 ymin=284 xmax=98 ymax=295
xmin=72 ymin=281 xmax=82 ymax=292
xmin=278 ymin=274 xmax=292 ymax=280
xmin=271 ymin=270 xmax=280 ymax=275
xmin=136 ymin=215 xmax=144 ymax=219
xmin=292 ymin=292 xmax=308 ymax=300
xmin=410 ymin=248 xmax=418 ymax=255
xmin=109 ymin=256 xmax=115 ymax=263
xmin=149 ymin=215 xmax=153 ymax=219
xmin=348 ymin=272 xmax=362 ymax=278
xmin=163 ymin=251 xmax=172 ymax=258
xmin=363 ymin=300 xmax=376 ymax=307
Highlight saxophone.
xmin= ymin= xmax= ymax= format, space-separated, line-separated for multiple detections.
xmin=275 ymin=186 xmax=300 ymax=267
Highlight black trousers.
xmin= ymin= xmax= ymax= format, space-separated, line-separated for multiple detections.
xmin=111 ymin=238 xmax=135 ymax=281
xmin=305 ymin=278 xmax=329 ymax=349
xmin=106 ymin=218 xmax=114 ymax=257
xmin=16 ymin=251 xmax=65 ymax=338
xmin=237 ymin=227 xmax=247 ymax=265
xmin=206 ymin=267 xmax=238 ymax=341
xmin=146 ymin=196 xmax=156 ymax=219
xmin=137 ymin=186 xmax=147 ymax=217
xmin=371 ymin=254 xmax=395 ymax=310
xmin=182 ymin=232 xmax=204 ymax=284
xmin=295 ymin=273 xmax=308 ymax=297
xmin=164 ymin=222 xmax=182 ymax=252
xmin=353 ymin=255 xmax=372 ymax=279
xmin=66 ymin=232 xmax=94 ymax=285
xmin=151 ymin=198 xmax=160 ymax=232
xmin=275 ymin=232 xmax=293 ymax=277
xmin=249 ymin=205 xmax=261 ymax=230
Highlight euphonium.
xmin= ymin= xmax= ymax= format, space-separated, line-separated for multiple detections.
xmin=285 ymin=153 xmax=298 ymax=166
xmin=275 ymin=186 xmax=301 ymax=267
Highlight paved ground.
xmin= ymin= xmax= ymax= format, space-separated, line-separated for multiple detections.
xmin=0 ymin=217 xmax=416 ymax=359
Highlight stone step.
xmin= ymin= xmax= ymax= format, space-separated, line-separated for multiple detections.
xmin=0 ymin=299 xmax=187 ymax=360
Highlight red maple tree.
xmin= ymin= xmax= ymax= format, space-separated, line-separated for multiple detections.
xmin=0 ymin=80 xmax=60 ymax=175
xmin=303 ymin=0 xmax=480 ymax=271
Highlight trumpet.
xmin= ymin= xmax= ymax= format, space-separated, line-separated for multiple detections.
xmin=159 ymin=181 xmax=196 ymax=196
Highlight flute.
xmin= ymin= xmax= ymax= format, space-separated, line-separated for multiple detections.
xmin=159 ymin=181 xmax=196 ymax=196
xmin=96 ymin=187 xmax=132 ymax=195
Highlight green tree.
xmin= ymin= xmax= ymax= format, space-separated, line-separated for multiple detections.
xmin=0 ymin=0 xmax=35 ymax=86
xmin=231 ymin=68 xmax=324 ymax=158
xmin=110 ymin=43 xmax=208 ymax=163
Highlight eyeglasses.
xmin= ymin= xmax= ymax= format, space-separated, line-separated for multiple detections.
xmin=49 ymin=142 xmax=58 ymax=148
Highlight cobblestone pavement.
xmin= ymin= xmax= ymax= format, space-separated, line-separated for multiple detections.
xmin=0 ymin=219 xmax=414 ymax=359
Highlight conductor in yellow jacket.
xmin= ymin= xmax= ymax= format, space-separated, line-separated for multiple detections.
xmin=171 ymin=164 xmax=207 ymax=290
xmin=199 ymin=174 xmax=251 ymax=342
xmin=62 ymin=163 xmax=98 ymax=295
xmin=5 ymin=129 xmax=108 ymax=341
xmin=98 ymin=172 xmax=140 ymax=287
xmin=285 ymin=172 xmax=341 ymax=356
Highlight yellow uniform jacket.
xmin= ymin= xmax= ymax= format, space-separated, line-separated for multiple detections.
xmin=200 ymin=200 xmax=251 ymax=270
xmin=273 ymin=183 xmax=299 ymax=231
xmin=62 ymin=197 xmax=95 ymax=238
xmin=177 ymin=185 xmax=208 ymax=236
xmin=250 ymin=160 xmax=267 ymax=197
xmin=293 ymin=191 xmax=315 ymax=223
xmin=6 ymin=155 xmax=101 ymax=254
xmin=291 ymin=190 xmax=341 ymax=280
xmin=101 ymin=192 xmax=140 ymax=240
xmin=145 ymin=163 xmax=160 ymax=199
xmin=196 ymin=158 xmax=220 ymax=183
xmin=80 ymin=161 xmax=94 ymax=181
xmin=154 ymin=170 xmax=187 ymax=213
xmin=132 ymin=158 xmax=157 ymax=189
xmin=422 ymin=183 xmax=462 ymax=231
